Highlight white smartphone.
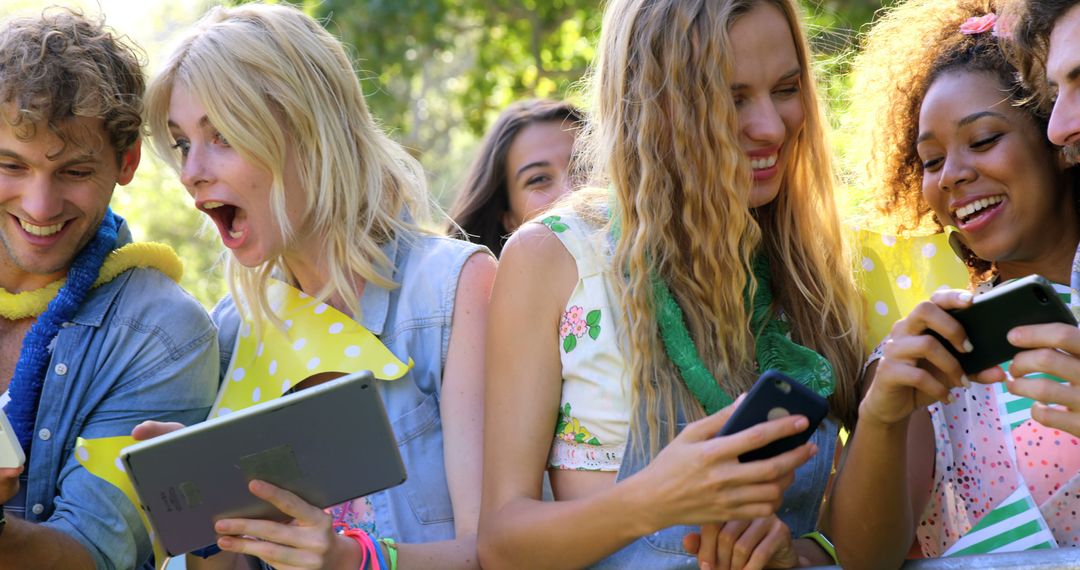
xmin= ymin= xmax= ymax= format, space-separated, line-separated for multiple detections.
xmin=0 ymin=409 xmax=26 ymax=468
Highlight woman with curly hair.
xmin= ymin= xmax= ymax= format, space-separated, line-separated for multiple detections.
xmin=479 ymin=0 xmax=866 ymax=567
xmin=448 ymin=99 xmax=584 ymax=257
xmin=827 ymin=0 xmax=1080 ymax=567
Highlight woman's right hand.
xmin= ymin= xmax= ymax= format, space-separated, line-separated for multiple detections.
xmin=630 ymin=396 xmax=818 ymax=532
xmin=859 ymin=289 xmax=975 ymax=427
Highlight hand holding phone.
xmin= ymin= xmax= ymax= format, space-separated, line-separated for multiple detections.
xmin=927 ymin=275 xmax=1077 ymax=374
xmin=717 ymin=370 xmax=828 ymax=463
xmin=0 ymin=409 xmax=26 ymax=469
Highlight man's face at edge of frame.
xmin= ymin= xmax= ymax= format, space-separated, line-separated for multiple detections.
xmin=1045 ymin=3 xmax=1080 ymax=161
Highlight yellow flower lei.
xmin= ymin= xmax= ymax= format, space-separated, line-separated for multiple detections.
xmin=0 ymin=243 xmax=183 ymax=320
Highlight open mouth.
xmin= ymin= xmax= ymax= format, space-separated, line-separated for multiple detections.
xmin=18 ymin=218 xmax=65 ymax=237
xmin=952 ymin=195 xmax=1004 ymax=226
xmin=200 ymin=200 xmax=246 ymax=242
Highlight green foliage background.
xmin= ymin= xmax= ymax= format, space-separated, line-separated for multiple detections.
xmin=9 ymin=0 xmax=885 ymax=308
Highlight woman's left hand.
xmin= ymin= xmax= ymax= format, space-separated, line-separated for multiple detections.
xmin=214 ymin=479 xmax=357 ymax=570
xmin=682 ymin=516 xmax=806 ymax=570
xmin=981 ymin=322 xmax=1080 ymax=437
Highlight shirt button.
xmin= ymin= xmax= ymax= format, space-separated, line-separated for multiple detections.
xmin=38 ymin=429 xmax=51 ymax=441
xmin=53 ymin=363 xmax=68 ymax=376
xmin=31 ymin=503 xmax=44 ymax=515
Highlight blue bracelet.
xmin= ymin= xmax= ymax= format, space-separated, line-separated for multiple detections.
xmin=372 ymin=535 xmax=389 ymax=570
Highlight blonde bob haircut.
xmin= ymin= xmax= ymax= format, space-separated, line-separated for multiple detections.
xmin=145 ymin=3 xmax=431 ymax=323
xmin=574 ymin=0 xmax=865 ymax=452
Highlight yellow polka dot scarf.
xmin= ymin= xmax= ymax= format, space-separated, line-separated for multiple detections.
xmin=77 ymin=279 xmax=411 ymax=568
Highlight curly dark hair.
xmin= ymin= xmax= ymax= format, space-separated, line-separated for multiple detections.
xmin=1007 ymin=0 xmax=1080 ymax=109
xmin=848 ymin=0 xmax=1053 ymax=278
xmin=0 ymin=8 xmax=145 ymax=163
xmin=447 ymin=99 xmax=584 ymax=257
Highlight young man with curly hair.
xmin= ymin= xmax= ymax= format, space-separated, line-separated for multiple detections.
xmin=0 ymin=9 xmax=217 ymax=568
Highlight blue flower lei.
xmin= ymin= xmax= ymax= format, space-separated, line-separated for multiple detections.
xmin=7 ymin=209 xmax=121 ymax=456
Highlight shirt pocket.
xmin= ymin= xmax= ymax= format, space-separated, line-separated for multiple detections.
xmin=391 ymin=391 xmax=455 ymax=524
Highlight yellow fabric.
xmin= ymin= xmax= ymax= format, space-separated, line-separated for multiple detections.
xmin=0 ymin=243 xmax=183 ymax=320
xmin=75 ymin=436 xmax=169 ymax=569
xmin=211 ymin=279 xmax=411 ymax=417
xmin=852 ymin=229 xmax=969 ymax=347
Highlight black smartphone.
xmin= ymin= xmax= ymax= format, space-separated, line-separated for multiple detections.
xmin=716 ymin=370 xmax=828 ymax=463
xmin=927 ymin=274 xmax=1077 ymax=374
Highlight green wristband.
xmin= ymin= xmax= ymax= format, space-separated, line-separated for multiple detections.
xmin=800 ymin=531 xmax=838 ymax=565
xmin=379 ymin=538 xmax=398 ymax=570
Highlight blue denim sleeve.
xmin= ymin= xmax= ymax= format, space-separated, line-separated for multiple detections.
xmin=39 ymin=272 xmax=219 ymax=569
xmin=211 ymin=295 xmax=241 ymax=386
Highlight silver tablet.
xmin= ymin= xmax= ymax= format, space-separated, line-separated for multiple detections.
xmin=120 ymin=370 xmax=406 ymax=556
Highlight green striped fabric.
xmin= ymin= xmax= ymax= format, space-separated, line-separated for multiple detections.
xmin=944 ymin=487 xmax=1057 ymax=556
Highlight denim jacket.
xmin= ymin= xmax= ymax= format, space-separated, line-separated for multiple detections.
xmin=590 ymin=402 xmax=839 ymax=568
xmin=215 ymin=231 xmax=488 ymax=543
xmin=8 ymin=224 xmax=219 ymax=569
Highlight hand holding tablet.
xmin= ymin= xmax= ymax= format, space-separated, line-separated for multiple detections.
xmin=121 ymin=370 xmax=406 ymax=556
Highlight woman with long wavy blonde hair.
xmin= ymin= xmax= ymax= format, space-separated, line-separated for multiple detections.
xmin=479 ymin=0 xmax=865 ymax=567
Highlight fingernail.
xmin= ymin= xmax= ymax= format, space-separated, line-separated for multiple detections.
xmin=701 ymin=563 xmax=713 ymax=570
xmin=794 ymin=416 xmax=809 ymax=430
xmin=944 ymin=394 xmax=955 ymax=405
xmin=1007 ymin=329 xmax=1020 ymax=343
xmin=961 ymin=375 xmax=971 ymax=389
xmin=962 ymin=339 xmax=974 ymax=353
xmin=958 ymin=292 xmax=973 ymax=303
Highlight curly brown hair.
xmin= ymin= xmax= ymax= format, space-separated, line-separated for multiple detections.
xmin=848 ymin=0 xmax=1049 ymax=278
xmin=1007 ymin=0 xmax=1080 ymax=109
xmin=0 ymin=8 xmax=145 ymax=163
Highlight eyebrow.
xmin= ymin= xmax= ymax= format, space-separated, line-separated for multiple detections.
xmin=166 ymin=116 xmax=212 ymax=131
xmin=515 ymin=160 xmax=551 ymax=181
xmin=916 ymin=110 xmax=1008 ymax=144
xmin=0 ymin=147 xmax=97 ymax=166
xmin=730 ymin=67 xmax=801 ymax=91
xmin=1066 ymin=64 xmax=1080 ymax=85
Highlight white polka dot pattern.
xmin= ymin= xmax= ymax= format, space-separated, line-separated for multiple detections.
xmin=854 ymin=229 xmax=967 ymax=347
xmin=212 ymin=280 xmax=412 ymax=418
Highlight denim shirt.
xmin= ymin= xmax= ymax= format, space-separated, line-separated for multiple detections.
xmin=215 ymin=231 xmax=488 ymax=543
xmin=6 ymin=223 xmax=219 ymax=569
xmin=590 ymin=400 xmax=839 ymax=568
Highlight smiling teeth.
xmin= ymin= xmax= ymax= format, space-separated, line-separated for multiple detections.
xmin=229 ymin=229 xmax=242 ymax=239
xmin=955 ymin=195 xmax=1004 ymax=221
xmin=19 ymin=219 xmax=63 ymax=237
xmin=750 ymin=155 xmax=777 ymax=170
xmin=203 ymin=201 xmax=224 ymax=209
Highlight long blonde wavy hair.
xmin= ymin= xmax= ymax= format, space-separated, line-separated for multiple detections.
xmin=577 ymin=0 xmax=865 ymax=452
xmin=144 ymin=3 xmax=431 ymax=324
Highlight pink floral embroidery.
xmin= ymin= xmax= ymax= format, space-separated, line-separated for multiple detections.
xmin=960 ymin=13 xmax=996 ymax=35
